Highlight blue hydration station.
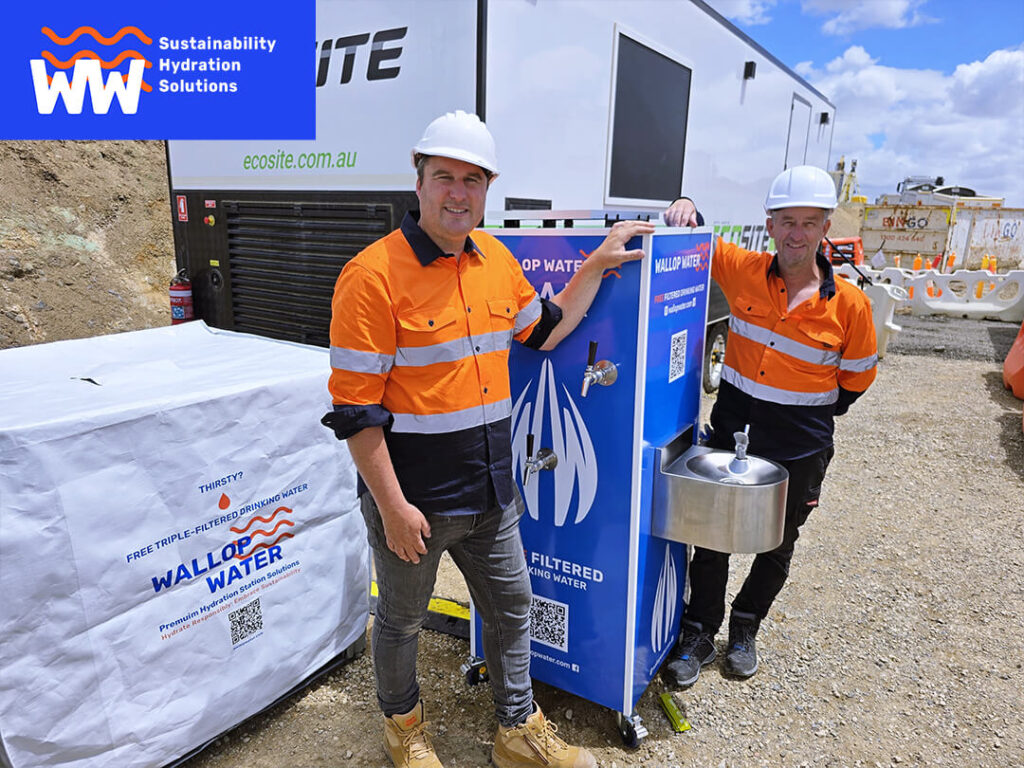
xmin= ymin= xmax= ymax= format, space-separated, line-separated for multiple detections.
xmin=468 ymin=215 xmax=715 ymax=742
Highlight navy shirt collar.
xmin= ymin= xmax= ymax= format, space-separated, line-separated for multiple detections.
xmin=400 ymin=210 xmax=483 ymax=266
xmin=767 ymin=248 xmax=836 ymax=300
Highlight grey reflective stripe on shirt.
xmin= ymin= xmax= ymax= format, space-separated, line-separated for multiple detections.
xmin=513 ymin=295 xmax=542 ymax=335
xmin=395 ymin=329 xmax=514 ymax=367
xmin=390 ymin=398 xmax=512 ymax=434
xmin=839 ymin=353 xmax=878 ymax=372
xmin=729 ymin=315 xmax=841 ymax=367
xmin=330 ymin=346 xmax=394 ymax=375
xmin=722 ymin=365 xmax=839 ymax=406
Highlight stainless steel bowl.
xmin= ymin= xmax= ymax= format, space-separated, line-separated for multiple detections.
xmin=651 ymin=444 xmax=788 ymax=554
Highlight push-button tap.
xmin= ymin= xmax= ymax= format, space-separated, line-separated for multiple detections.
xmin=728 ymin=424 xmax=751 ymax=475
xmin=523 ymin=433 xmax=558 ymax=487
xmin=580 ymin=340 xmax=618 ymax=397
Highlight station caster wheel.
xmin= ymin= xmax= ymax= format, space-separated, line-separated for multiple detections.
xmin=460 ymin=656 xmax=489 ymax=685
xmin=615 ymin=711 xmax=648 ymax=748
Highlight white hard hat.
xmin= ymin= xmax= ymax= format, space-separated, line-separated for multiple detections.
xmin=764 ymin=165 xmax=837 ymax=211
xmin=412 ymin=110 xmax=499 ymax=178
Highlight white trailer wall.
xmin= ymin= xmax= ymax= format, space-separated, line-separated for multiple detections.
xmin=485 ymin=0 xmax=834 ymax=225
xmin=167 ymin=0 xmax=476 ymax=191
xmin=168 ymin=0 xmax=833 ymax=231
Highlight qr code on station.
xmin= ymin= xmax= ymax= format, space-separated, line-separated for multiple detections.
xmin=229 ymin=598 xmax=263 ymax=646
xmin=530 ymin=595 xmax=569 ymax=652
xmin=668 ymin=329 xmax=688 ymax=383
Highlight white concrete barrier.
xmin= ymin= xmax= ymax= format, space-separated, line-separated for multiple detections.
xmin=837 ymin=270 xmax=909 ymax=359
xmin=836 ymin=265 xmax=1024 ymax=323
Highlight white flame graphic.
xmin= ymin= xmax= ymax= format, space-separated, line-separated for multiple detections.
xmin=651 ymin=543 xmax=678 ymax=654
xmin=511 ymin=359 xmax=598 ymax=526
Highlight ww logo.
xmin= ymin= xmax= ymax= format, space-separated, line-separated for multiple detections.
xmin=30 ymin=25 xmax=152 ymax=115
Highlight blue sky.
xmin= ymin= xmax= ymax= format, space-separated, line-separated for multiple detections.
xmin=707 ymin=0 xmax=1024 ymax=205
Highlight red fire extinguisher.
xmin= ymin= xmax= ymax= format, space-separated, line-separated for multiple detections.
xmin=169 ymin=269 xmax=194 ymax=324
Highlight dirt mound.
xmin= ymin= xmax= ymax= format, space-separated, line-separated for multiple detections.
xmin=828 ymin=201 xmax=864 ymax=239
xmin=0 ymin=140 xmax=174 ymax=349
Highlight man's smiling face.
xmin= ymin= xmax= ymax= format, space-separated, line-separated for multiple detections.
xmin=415 ymin=155 xmax=489 ymax=255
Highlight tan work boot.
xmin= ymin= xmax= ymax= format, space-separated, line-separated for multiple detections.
xmin=492 ymin=705 xmax=596 ymax=768
xmin=383 ymin=701 xmax=444 ymax=768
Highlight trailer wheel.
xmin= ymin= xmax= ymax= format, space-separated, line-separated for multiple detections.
xmin=703 ymin=322 xmax=728 ymax=393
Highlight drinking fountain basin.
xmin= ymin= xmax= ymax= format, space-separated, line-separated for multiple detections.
xmin=651 ymin=444 xmax=789 ymax=554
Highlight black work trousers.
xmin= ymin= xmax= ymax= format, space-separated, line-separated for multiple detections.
xmin=683 ymin=444 xmax=835 ymax=634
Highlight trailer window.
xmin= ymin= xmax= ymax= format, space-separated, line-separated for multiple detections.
xmin=606 ymin=30 xmax=691 ymax=206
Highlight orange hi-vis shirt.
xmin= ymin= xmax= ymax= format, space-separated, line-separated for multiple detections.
xmin=710 ymin=239 xmax=878 ymax=460
xmin=324 ymin=212 xmax=552 ymax=514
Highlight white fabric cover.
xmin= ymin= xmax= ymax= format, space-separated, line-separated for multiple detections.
xmin=0 ymin=322 xmax=367 ymax=768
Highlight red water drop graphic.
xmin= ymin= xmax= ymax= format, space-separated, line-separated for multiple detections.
xmin=218 ymin=493 xmax=230 ymax=510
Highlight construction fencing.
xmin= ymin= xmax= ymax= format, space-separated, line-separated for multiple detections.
xmin=836 ymin=265 xmax=1024 ymax=324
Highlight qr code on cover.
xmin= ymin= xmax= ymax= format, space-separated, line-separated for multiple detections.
xmin=229 ymin=597 xmax=263 ymax=646
xmin=668 ymin=329 xmax=687 ymax=383
xmin=530 ymin=595 xmax=569 ymax=652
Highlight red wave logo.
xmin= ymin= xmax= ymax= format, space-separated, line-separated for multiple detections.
xmin=38 ymin=25 xmax=153 ymax=93
xmin=42 ymin=50 xmax=152 ymax=69
xmin=241 ymin=531 xmax=295 ymax=557
xmin=231 ymin=506 xmax=297 ymax=559
xmin=230 ymin=506 xmax=293 ymax=534
xmin=41 ymin=25 xmax=152 ymax=46
xmin=245 ymin=518 xmax=295 ymax=539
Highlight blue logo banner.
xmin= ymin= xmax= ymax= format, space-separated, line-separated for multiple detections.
xmin=2 ymin=1 xmax=314 ymax=139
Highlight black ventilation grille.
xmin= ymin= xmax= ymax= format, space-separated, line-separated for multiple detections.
xmin=223 ymin=200 xmax=392 ymax=347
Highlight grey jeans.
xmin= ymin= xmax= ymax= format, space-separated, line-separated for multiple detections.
xmin=361 ymin=489 xmax=534 ymax=727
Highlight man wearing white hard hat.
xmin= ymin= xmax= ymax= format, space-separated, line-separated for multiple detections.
xmin=662 ymin=166 xmax=877 ymax=687
xmin=323 ymin=110 xmax=652 ymax=768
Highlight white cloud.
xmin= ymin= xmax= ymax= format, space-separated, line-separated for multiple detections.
xmin=800 ymin=45 xmax=1024 ymax=205
xmin=802 ymin=0 xmax=935 ymax=35
xmin=824 ymin=45 xmax=876 ymax=72
xmin=707 ymin=0 xmax=777 ymax=25
xmin=950 ymin=46 xmax=1024 ymax=117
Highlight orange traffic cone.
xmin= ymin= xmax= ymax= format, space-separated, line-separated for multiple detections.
xmin=894 ymin=253 xmax=902 ymax=268
xmin=946 ymin=252 xmax=956 ymax=272
xmin=912 ymin=253 xmax=923 ymax=271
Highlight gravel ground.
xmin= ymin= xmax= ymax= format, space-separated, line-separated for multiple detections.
xmin=181 ymin=314 xmax=1024 ymax=768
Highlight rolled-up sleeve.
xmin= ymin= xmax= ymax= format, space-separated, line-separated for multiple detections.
xmin=522 ymin=297 xmax=563 ymax=349
xmin=321 ymin=404 xmax=392 ymax=440
xmin=323 ymin=261 xmax=396 ymax=440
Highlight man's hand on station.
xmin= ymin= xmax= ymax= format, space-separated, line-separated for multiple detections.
xmin=589 ymin=220 xmax=656 ymax=269
xmin=664 ymin=198 xmax=699 ymax=228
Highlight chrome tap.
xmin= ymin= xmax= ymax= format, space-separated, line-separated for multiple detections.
xmin=581 ymin=340 xmax=618 ymax=397
xmin=523 ymin=433 xmax=558 ymax=487
xmin=729 ymin=424 xmax=751 ymax=475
